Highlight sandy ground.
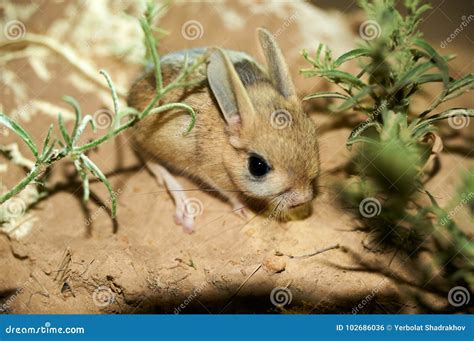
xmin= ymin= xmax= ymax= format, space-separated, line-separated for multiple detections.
xmin=0 ymin=1 xmax=473 ymax=314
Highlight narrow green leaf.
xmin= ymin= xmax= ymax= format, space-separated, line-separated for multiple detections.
xmin=303 ymin=92 xmax=350 ymax=101
xmin=146 ymin=102 xmax=196 ymax=134
xmin=80 ymin=154 xmax=117 ymax=218
xmin=301 ymin=49 xmax=310 ymax=62
xmin=74 ymin=159 xmax=90 ymax=202
xmin=424 ymin=188 xmax=439 ymax=207
xmin=72 ymin=115 xmax=96 ymax=146
xmin=323 ymin=45 xmax=333 ymax=69
xmin=411 ymin=123 xmax=437 ymax=141
xmin=0 ymin=112 xmax=38 ymax=158
xmin=413 ymin=108 xmax=474 ymax=135
xmin=416 ymin=73 xmax=444 ymax=84
xmin=414 ymin=38 xmax=450 ymax=115
xmin=315 ymin=43 xmax=324 ymax=66
xmin=447 ymin=74 xmax=474 ymax=95
xmin=419 ymin=75 xmax=473 ymax=118
xmin=117 ymin=107 xmax=140 ymax=122
xmin=42 ymin=124 xmax=54 ymax=151
xmin=63 ymin=96 xmax=82 ymax=140
xmin=40 ymin=124 xmax=54 ymax=161
xmin=99 ymin=70 xmax=119 ymax=129
xmin=414 ymin=38 xmax=449 ymax=88
xmin=140 ymin=16 xmax=162 ymax=94
xmin=151 ymin=26 xmax=169 ymax=36
xmin=415 ymin=74 xmax=473 ymax=110
xmin=41 ymin=140 xmax=57 ymax=163
xmin=346 ymin=120 xmax=379 ymax=148
xmin=58 ymin=113 xmax=72 ymax=149
xmin=414 ymin=4 xmax=432 ymax=17
xmin=392 ymin=61 xmax=435 ymax=93
xmin=442 ymin=54 xmax=456 ymax=62
xmin=304 ymin=69 xmax=366 ymax=88
xmin=333 ymin=86 xmax=374 ymax=112
xmin=179 ymin=53 xmax=190 ymax=78
xmin=334 ymin=48 xmax=371 ymax=67
xmin=347 ymin=135 xmax=379 ymax=149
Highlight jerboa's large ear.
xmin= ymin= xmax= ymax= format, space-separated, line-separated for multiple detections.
xmin=208 ymin=48 xmax=255 ymax=135
xmin=257 ymin=27 xmax=296 ymax=99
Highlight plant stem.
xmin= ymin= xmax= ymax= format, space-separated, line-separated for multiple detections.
xmin=73 ymin=117 xmax=138 ymax=153
xmin=140 ymin=18 xmax=163 ymax=95
xmin=75 ymin=101 xmax=196 ymax=153
xmin=0 ymin=164 xmax=41 ymax=203
xmin=0 ymin=5 xmax=203 ymax=209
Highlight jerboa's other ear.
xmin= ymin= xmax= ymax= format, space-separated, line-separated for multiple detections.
xmin=257 ymin=27 xmax=296 ymax=99
xmin=207 ymin=48 xmax=256 ymax=136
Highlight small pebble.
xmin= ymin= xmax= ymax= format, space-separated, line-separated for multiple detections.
xmin=263 ymin=256 xmax=286 ymax=274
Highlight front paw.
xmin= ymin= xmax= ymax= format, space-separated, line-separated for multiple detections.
xmin=174 ymin=212 xmax=195 ymax=234
xmin=232 ymin=202 xmax=249 ymax=221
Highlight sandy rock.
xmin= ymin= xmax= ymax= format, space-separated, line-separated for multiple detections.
xmin=263 ymin=255 xmax=287 ymax=274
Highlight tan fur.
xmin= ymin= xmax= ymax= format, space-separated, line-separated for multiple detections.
xmin=128 ymin=29 xmax=320 ymax=215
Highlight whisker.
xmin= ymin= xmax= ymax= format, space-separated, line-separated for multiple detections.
xmin=127 ymin=189 xmax=253 ymax=195
xmin=266 ymin=193 xmax=286 ymax=220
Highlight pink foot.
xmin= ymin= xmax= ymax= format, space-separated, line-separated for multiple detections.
xmin=147 ymin=161 xmax=196 ymax=233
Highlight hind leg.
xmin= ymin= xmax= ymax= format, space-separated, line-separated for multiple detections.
xmin=146 ymin=161 xmax=195 ymax=234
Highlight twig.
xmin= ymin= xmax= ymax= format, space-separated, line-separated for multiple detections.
xmin=53 ymin=247 xmax=72 ymax=283
xmin=220 ymin=263 xmax=262 ymax=313
xmin=284 ymin=244 xmax=340 ymax=259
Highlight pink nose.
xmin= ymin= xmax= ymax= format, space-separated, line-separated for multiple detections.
xmin=287 ymin=188 xmax=314 ymax=208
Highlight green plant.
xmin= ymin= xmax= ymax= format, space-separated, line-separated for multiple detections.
xmin=302 ymin=0 xmax=474 ymax=302
xmin=429 ymin=170 xmax=474 ymax=287
xmin=0 ymin=1 xmax=203 ymax=217
xmin=301 ymin=0 xmax=473 ymax=148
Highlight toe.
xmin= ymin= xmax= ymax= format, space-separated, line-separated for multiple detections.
xmin=182 ymin=215 xmax=195 ymax=234
xmin=174 ymin=213 xmax=183 ymax=226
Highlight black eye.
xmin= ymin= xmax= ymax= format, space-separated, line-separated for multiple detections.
xmin=248 ymin=154 xmax=270 ymax=177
